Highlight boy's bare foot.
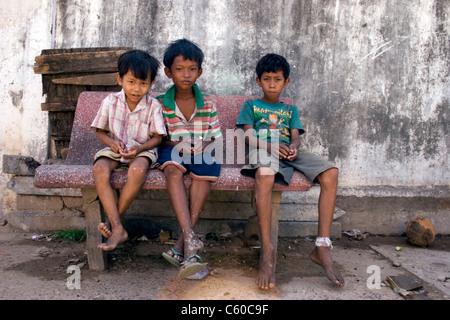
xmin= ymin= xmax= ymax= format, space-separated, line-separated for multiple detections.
xmin=97 ymin=226 xmax=128 ymax=251
xmin=256 ymin=246 xmax=276 ymax=290
xmin=310 ymin=246 xmax=345 ymax=287
xmin=97 ymin=222 xmax=112 ymax=238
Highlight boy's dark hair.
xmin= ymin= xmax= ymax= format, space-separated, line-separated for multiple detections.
xmin=163 ymin=38 xmax=204 ymax=69
xmin=118 ymin=49 xmax=160 ymax=82
xmin=256 ymin=53 xmax=290 ymax=80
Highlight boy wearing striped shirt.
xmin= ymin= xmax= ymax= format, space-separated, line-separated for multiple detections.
xmin=91 ymin=50 xmax=166 ymax=251
xmin=157 ymin=39 xmax=221 ymax=278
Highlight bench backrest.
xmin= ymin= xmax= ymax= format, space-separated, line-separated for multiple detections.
xmin=66 ymin=91 xmax=292 ymax=167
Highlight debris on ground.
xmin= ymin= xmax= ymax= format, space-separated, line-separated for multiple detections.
xmin=158 ymin=230 xmax=170 ymax=243
xmin=137 ymin=235 xmax=149 ymax=242
xmin=342 ymin=229 xmax=368 ymax=240
xmin=384 ymin=275 xmax=428 ymax=300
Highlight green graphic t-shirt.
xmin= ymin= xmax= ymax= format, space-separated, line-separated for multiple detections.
xmin=236 ymin=99 xmax=305 ymax=145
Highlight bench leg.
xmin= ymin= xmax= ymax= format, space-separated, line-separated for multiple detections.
xmin=82 ymin=189 xmax=107 ymax=271
xmin=250 ymin=190 xmax=282 ymax=272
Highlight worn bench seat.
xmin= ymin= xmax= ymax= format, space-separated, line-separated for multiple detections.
xmin=35 ymin=163 xmax=311 ymax=191
xmin=35 ymin=91 xmax=312 ymax=270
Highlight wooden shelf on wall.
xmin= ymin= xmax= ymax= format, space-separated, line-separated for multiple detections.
xmin=34 ymin=47 xmax=132 ymax=159
xmin=34 ymin=48 xmax=130 ymax=74
xmin=51 ymin=73 xmax=118 ymax=86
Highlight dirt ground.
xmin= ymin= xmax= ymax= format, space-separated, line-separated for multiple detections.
xmin=0 ymin=221 xmax=449 ymax=303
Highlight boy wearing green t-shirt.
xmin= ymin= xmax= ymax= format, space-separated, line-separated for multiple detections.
xmin=237 ymin=54 xmax=344 ymax=290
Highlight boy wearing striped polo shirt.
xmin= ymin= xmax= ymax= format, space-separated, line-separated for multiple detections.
xmin=91 ymin=50 xmax=166 ymax=251
xmin=157 ymin=39 xmax=221 ymax=279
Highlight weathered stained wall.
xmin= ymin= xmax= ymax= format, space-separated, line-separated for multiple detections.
xmin=54 ymin=0 xmax=449 ymax=187
xmin=1 ymin=0 xmax=449 ymax=231
xmin=0 ymin=0 xmax=54 ymax=216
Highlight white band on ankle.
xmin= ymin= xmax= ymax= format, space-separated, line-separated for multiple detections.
xmin=315 ymin=237 xmax=333 ymax=248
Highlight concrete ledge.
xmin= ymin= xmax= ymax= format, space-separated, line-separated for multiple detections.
xmin=129 ymin=189 xmax=345 ymax=222
xmin=336 ymin=194 xmax=450 ymax=235
xmin=2 ymin=154 xmax=40 ymax=176
xmin=7 ymin=211 xmax=85 ymax=232
xmin=127 ymin=217 xmax=341 ymax=239
xmin=279 ymin=221 xmax=342 ymax=239
xmin=6 ymin=184 xmax=449 ymax=235
xmin=7 ymin=176 xmax=81 ymax=197
xmin=338 ymin=186 xmax=450 ymax=199
xmin=5 ymin=211 xmax=341 ymax=240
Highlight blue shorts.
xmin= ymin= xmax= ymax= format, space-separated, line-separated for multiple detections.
xmin=157 ymin=146 xmax=221 ymax=182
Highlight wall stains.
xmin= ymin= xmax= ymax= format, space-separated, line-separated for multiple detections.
xmin=9 ymin=90 xmax=23 ymax=110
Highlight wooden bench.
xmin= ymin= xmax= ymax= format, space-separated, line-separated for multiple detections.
xmin=34 ymin=91 xmax=312 ymax=270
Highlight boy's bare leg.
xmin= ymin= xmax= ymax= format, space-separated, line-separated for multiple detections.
xmin=310 ymin=168 xmax=345 ymax=287
xmin=185 ymin=179 xmax=210 ymax=259
xmin=164 ymin=166 xmax=204 ymax=261
xmin=189 ymin=179 xmax=211 ymax=228
xmin=96 ymin=157 xmax=149 ymax=251
xmin=164 ymin=179 xmax=210 ymax=262
xmin=117 ymin=157 xmax=149 ymax=215
xmin=93 ymin=158 xmax=126 ymax=251
xmin=254 ymin=167 xmax=276 ymax=290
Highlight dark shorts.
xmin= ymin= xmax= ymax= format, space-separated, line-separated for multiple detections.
xmin=157 ymin=146 xmax=221 ymax=182
xmin=241 ymin=148 xmax=337 ymax=185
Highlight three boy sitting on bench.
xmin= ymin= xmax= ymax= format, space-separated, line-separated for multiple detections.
xmin=91 ymin=39 xmax=344 ymax=290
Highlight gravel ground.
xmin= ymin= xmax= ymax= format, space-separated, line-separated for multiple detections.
xmin=1 ymin=222 xmax=449 ymax=308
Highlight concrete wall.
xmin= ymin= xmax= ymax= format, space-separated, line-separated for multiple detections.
xmin=0 ymin=0 xmax=54 ymax=217
xmin=54 ymin=0 xmax=449 ymax=188
xmin=1 ymin=0 xmax=449 ymax=234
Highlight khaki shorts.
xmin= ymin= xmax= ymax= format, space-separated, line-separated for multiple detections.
xmin=93 ymin=148 xmax=158 ymax=168
xmin=241 ymin=148 xmax=337 ymax=185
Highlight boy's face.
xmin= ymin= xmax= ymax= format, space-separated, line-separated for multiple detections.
xmin=256 ymin=71 xmax=290 ymax=103
xmin=117 ymin=70 xmax=154 ymax=109
xmin=165 ymin=55 xmax=202 ymax=90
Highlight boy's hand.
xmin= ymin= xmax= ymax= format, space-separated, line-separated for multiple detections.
xmin=269 ymin=143 xmax=291 ymax=159
xmin=110 ymin=141 xmax=126 ymax=154
xmin=173 ymin=140 xmax=191 ymax=155
xmin=286 ymin=145 xmax=298 ymax=161
xmin=120 ymin=145 xmax=139 ymax=159
xmin=278 ymin=144 xmax=291 ymax=159
xmin=191 ymin=139 xmax=205 ymax=156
